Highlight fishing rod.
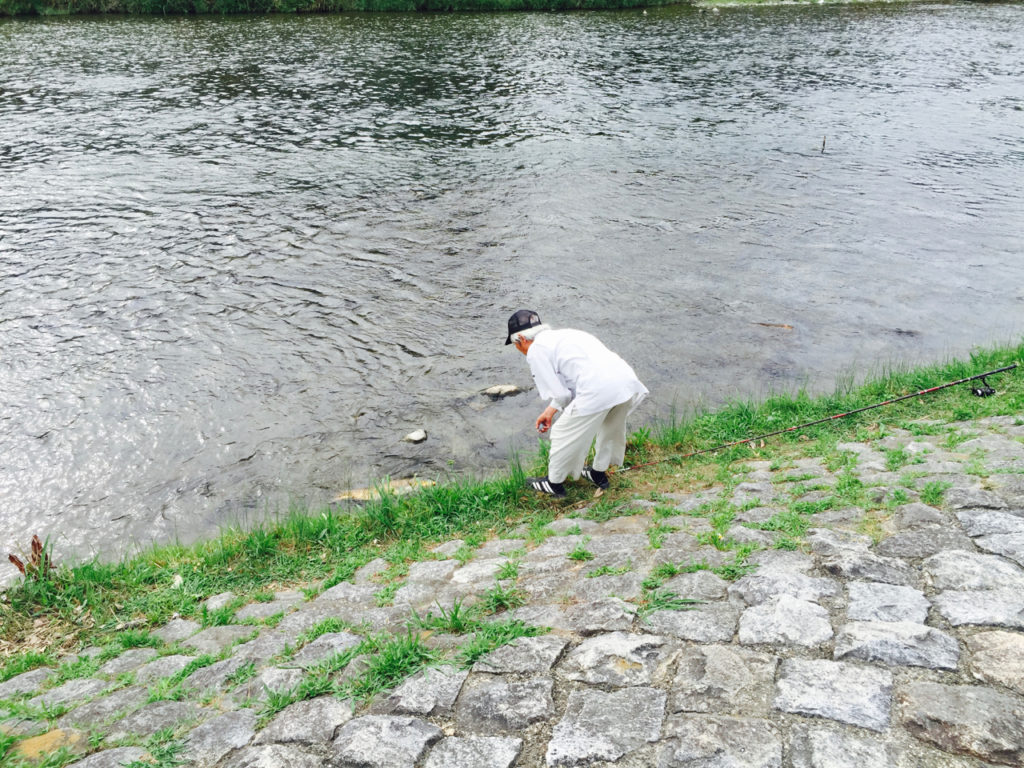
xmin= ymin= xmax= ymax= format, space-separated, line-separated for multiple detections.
xmin=619 ymin=362 xmax=1019 ymax=474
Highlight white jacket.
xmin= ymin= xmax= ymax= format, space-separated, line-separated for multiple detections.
xmin=526 ymin=329 xmax=648 ymax=416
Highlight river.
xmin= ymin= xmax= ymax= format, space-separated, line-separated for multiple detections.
xmin=1 ymin=2 xmax=1022 ymax=579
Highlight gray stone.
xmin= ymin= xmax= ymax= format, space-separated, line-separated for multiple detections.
xmin=643 ymin=603 xmax=738 ymax=643
xmin=332 ymin=715 xmax=442 ymax=768
xmin=222 ymin=744 xmax=324 ymax=768
xmin=563 ymin=597 xmax=637 ymax=634
xmin=182 ymin=625 xmax=256 ymax=655
xmin=738 ymin=595 xmax=833 ymax=647
xmin=659 ymin=715 xmax=783 ymax=768
xmin=255 ymin=696 xmax=354 ymax=745
xmin=432 ymin=539 xmax=467 ymax=557
xmin=182 ymin=709 xmax=257 ymax=767
xmin=789 ymin=724 xmax=890 ymax=768
xmin=233 ymin=667 xmax=305 ymax=704
xmin=662 ymin=571 xmax=728 ymax=601
xmin=0 ymin=667 xmax=55 ymax=698
xmin=957 ymin=509 xmax=1024 ymax=537
xmin=966 ymin=631 xmax=1024 ymax=695
xmin=726 ymin=525 xmax=778 ymax=547
xmin=407 ymin=559 xmax=459 ymax=582
xmin=899 ymin=681 xmax=1024 ymax=766
xmin=571 ymin=571 xmax=645 ymax=603
xmin=727 ymin=570 xmax=839 ymax=607
xmin=183 ymin=657 xmax=248 ymax=694
xmin=847 ymin=581 xmax=930 ymax=624
xmin=65 ymin=747 xmax=149 ymax=768
xmin=354 ymin=558 xmax=389 ymax=584
xmin=316 ymin=581 xmax=380 ymax=605
xmin=374 ymin=667 xmax=468 ymax=716
xmin=97 ymin=648 xmax=159 ymax=677
xmin=474 ymin=539 xmax=527 ymax=559
xmin=833 ymin=621 xmax=959 ymax=669
xmin=135 ymin=654 xmax=196 ymax=685
xmin=876 ymin=529 xmax=975 ymax=559
xmin=945 ymin=487 xmax=1008 ymax=509
xmin=924 ymin=550 xmax=1024 ymax=591
xmin=292 ymin=632 xmax=362 ymax=667
xmin=805 ymin=528 xmax=873 ymax=557
xmin=559 ymin=632 xmax=677 ymax=687
xmin=232 ymin=630 xmax=295 ymax=664
xmin=975 ymin=533 xmax=1024 ymax=567
xmin=774 ymin=659 xmax=893 ymax=732
xmin=732 ymin=481 xmax=780 ymax=505
xmin=546 ymin=687 xmax=666 ymax=766
xmin=748 ymin=549 xmax=816 ymax=572
xmin=733 ymin=506 xmax=779 ymax=524
xmin=582 ymin=534 xmax=649 ymax=556
xmin=506 ymin=605 xmax=573 ymax=632
xmin=30 ymin=677 xmax=109 ymax=709
xmin=821 ymin=550 xmax=919 ymax=587
xmin=57 ymin=685 xmax=148 ymax=729
xmin=545 ymin=519 xmax=598 ymax=535
xmin=894 ymin=502 xmax=954 ymax=531
xmin=152 ymin=618 xmax=201 ymax=644
xmin=235 ymin=599 xmax=300 ymax=622
xmin=204 ymin=591 xmax=237 ymax=611
xmin=424 ymin=736 xmax=522 ymax=768
xmin=669 ymin=645 xmax=776 ymax=716
xmin=454 ymin=677 xmax=554 ymax=734
xmin=472 ymin=636 xmax=568 ymax=675
xmin=104 ymin=700 xmax=206 ymax=741
xmin=933 ymin=588 xmax=1024 ymax=629
xmin=451 ymin=559 xmax=505 ymax=586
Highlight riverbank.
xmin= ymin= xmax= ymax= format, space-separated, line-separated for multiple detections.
xmin=1 ymin=341 xmax=1022 ymax=766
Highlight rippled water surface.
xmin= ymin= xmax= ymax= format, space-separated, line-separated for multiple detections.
xmin=1 ymin=3 xmax=1023 ymax=572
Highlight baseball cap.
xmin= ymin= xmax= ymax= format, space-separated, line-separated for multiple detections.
xmin=505 ymin=309 xmax=542 ymax=345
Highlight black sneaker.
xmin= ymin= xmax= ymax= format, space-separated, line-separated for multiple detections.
xmin=526 ymin=477 xmax=566 ymax=497
xmin=581 ymin=466 xmax=610 ymax=490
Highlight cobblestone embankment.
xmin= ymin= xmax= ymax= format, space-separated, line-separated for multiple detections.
xmin=3 ymin=416 xmax=1024 ymax=767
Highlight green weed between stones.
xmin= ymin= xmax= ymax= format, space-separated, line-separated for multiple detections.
xmin=2 ymin=341 xmax=1022 ymax=672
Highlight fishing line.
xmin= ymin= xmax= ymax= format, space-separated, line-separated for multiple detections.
xmin=618 ymin=363 xmax=1019 ymax=474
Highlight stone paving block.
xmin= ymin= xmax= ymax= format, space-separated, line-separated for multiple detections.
xmin=222 ymin=744 xmax=324 ymax=768
xmin=966 ymin=631 xmax=1024 ymax=695
xmin=30 ymin=678 xmax=110 ymax=710
xmin=472 ymin=636 xmax=569 ymax=675
xmin=182 ymin=625 xmax=256 ymax=655
xmin=0 ymin=667 xmax=55 ymax=698
xmin=181 ymin=709 xmax=257 ymax=767
xmin=407 ymin=559 xmax=460 ymax=582
xmin=546 ymin=687 xmax=666 ymax=767
xmin=104 ymin=700 xmax=206 ymax=742
xmin=235 ymin=598 xmax=300 ymax=622
xmin=820 ymin=550 xmax=919 ymax=587
xmin=945 ymin=487 xmax=1008 ymax=510
xmin=749 ymin=549 xmax=816 ymax=572
xmin=65 ymin=747 xmax=149 ymax=768
xmin=232 ymin=629 xmax=296 ymax=664
xmin=571 ymin=571 xmax=645 ymax=603
xmin=659 ymin=715 xmax=783 ymax=768
xmin=923 ymin=550 xmax=1024 ymax=591
xmin=875 ymin=529 xmax=975 ymax=559
xmin=898 ymin=681 xmax=1024 ymax=766
xmin=846 ymin=581 xmax=930 ymax=624
xmin=57 ymin=685 xmax=148 ymax=729
xmin=153 ymin=618 xmax=202 ymax=644
xmin=97 ymin=648 xmax=158 ymax=677
xmin=373 ymin=666 xmax=468 ymax=716
xmin=559 ymin=632 xmax=677 ymax=687
xmin=451 ymin=558 xmax=505 ymax=586
xmin=833 ymin=621 xmax=959 ymax=669
xmin=789 ymin=723 xmax=890 ymax=768
xmin=354 ymin=557 xmax=389 ymax=584
xmin=454 ymin=677 xmax=554 ymax=734
xmin=774 ymin=659 xmax=893 ymax=732
xmin=315 ymin=581 xmax=380 ymax=605
xmin=474 ymin=539 xmax=527 ymax=558
xmin=233 ymin=667 xmax=306 ymax=705
xmin=204 ymin=591 xmax=236 ymax=611
xmin=507 ymin=604 xmax=573 ymax=632
xmin=433 ymin=539 xmax=467 ymax=556
xmin=738 ymin=595 xmax=833 ymax=647
xmin=662 ymin=570 xmax=728 ymax=601
xmin=332 ymin=715 xmax=442 ymax=767
xmin=893 ymin=502 xmax=954 ymax=531
xmin=563 ymin=597 xmax=637 ymax=635
xmin=732 ymin=481 xmax=781 ymax=505
xmin=669 ymin=644 xmax=777 ymax=716
xmin=292 ymin=632 xmax=362 ymax=667
xmin=727 ymin=570 xmax=839 ymax=607
xmin=957 ymin=510 xmax=1024 ymax=537
xmin=527 ymin=536 xmax=587 ymax=559
xmin=974 ymin=533 xmax=1024 ymax=567
xmin=584 ymin=534 xmax=649 ymax=556
xmin=135 ymin=654 xmax=196 ymax=685
xmin=643 ymin=603 xmax=738 ymax=643
xmin=932 ymin=588 xmax=1024 ymax=629
xmin=254 ymin=695 xmax=354 ymax=745
xmin=424 ymin=736 xmax=522 ymax=768
xmin=183 ymin=657 xmax=248 ymax=694
xmin=726 ymin=525 xmax=778 ymax=547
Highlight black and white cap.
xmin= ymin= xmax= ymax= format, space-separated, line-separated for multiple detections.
xmin=505 ymin=309 xmax=542 ymax=345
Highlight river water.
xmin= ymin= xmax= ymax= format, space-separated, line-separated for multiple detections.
xmin=1 ymin=2 xmax=1022 ymax=577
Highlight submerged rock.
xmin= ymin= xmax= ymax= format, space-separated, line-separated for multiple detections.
xmin=482 ymin=384 xmax=523 ymax=399
xmin=403 ymin=429 xmax=428 ymax=443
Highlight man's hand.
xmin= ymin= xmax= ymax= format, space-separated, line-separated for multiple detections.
xmin=536 ymin=406 xmax=557 ymax=433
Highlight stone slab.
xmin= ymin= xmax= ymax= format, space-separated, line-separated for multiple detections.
xmin=373 ymin=667 xmax=468 ymax=717
xmin=669 ymin=644 xmax=777 ymax=716
xmin=255 ymin=695 xmax=354 ymax=745
xmin=454 ymin=677 xmax=554 ymax=734
xmin=332 ymin=715 xmax=442 ymax=768
xmin=924 ymin=550 xmax=1024 ymax=591
xmin=774 ymin=659 xmax=893 ymax=732
xmin=97 ymin=648 xmax=159 ymax=677
xmin=546 ymin=687 xmax=666 ymax=767
xmin=966 ymin=631 xmax=1024 ymax=695
xmin=846 ymin=581 xmax=930 ymax=624
xmin=104 ymin=700 xmax=206 ymax=742
xmin=643 ymin=603 xmax=738 ymax=643
xmin=659 ymin=715 xmax=783 ymax=768
xmin=472 ymin=636 xmax=568 ymax=676
xmin=181 ymin=709 xmax=257 ymax=767
xmin=423 ymin=736 xmax=522 ymax=768
xmin=65 ymin=747 xmax=149 ymax=768
xmin=933 ymin=589 xmax=1024 ymax=629
xmin=738 ymin=595 xmax=833 ymax=648
xmin=833 ymin=621 xmax=959 ymax=670
xmin=182 ymin=625 xmax=256 ymax=655
xmin=789 ymin=724 xmax=890 ymax=768
xmin=558 ymin=632 xmax=677 ymax=687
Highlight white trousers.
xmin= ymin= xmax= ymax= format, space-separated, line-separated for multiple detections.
xmin=547 ymin=398 xmax=632 ymax=484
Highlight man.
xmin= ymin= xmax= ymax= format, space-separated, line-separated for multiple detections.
xmin=506 ymin=309 xmax=648 ymax=497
